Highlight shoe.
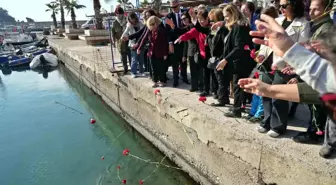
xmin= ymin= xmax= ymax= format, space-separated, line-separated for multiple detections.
xmin=256 ymin=126 xmax=268 ymax=133
xmin=173 ymin=81 xmax=179 ymax=87
xmin=319 ymin=145 xmax=334 ymax=158
xmin=243 ymin=114 xmax=253 ymax=120
xmin=123 ymin=70 xmax=128 ymax=75
xmin=249 ymin=117 xmax=263 ymax=123
xmin=210 ymin=103 xmax=226 ymax=107
xmin=139 ymin=73 xmax=146 ymax=77
xmin=159 ymin=82 xmax=166 ymax=87
xmin=292 ymin=132 xmax=320 ymax=144
xmin=190 ymin=88 xmax=198 ymax=92
xmin=131 ymin=74 xmax=137 ymax=78
xmin=224 ymin=111 xmax=241 ymax=118
xmin=182 ymin=79 xmax=190 ymax=84
xmin=267 ymin=130 xmax=280 ymax=138
xmin=152 ymin=83 xmax=159 ymax=88
xmin=199 ymin=91 xmax=209 ymax=97
xmin=213 ymin=94 xmax=219 ymax=99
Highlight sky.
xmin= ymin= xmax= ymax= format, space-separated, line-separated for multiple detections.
xmin=2 ymin=0 xmax=137 ymax=22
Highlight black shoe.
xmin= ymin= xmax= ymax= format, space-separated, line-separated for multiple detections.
xmin=292 ymin=132 xmax=320 ymax=144
xmin=123 ymin=70 xmax=128 ymax=75
xmin=182 ymin=79 xmax=190 ymax=84
xmin=213 ymin=94 xmax=219 ymax=99
xmin=243 ymin=114 xmax=253 ymax=120
xmin=249 ymin=117 xmax=263 ymax=123
xmin=210 ymin=103 xmax=226 ymax=107
xmin=319 ymin=146 xmax=334 ymax=158
xmin=190 ymin=88 xmax=198 ymax=92
xmin=173 ymin=81 xmax=179 ymax=87
xmin=199 ymin=91 xmax=209 ymax=97
xmin=224 ymin=111 xmax=241 ymax=118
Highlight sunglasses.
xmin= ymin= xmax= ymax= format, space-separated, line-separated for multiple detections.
xmin=280 ymin=4 xmax=290 ymax=9
xmin=170 ymin=5 xmax=178 ymax=9
xmin=320 ymin=93 xmax=336 ymax=122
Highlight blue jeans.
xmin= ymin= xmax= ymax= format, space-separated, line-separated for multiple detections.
xmin=131 ymin=49 xmax=144 ymax=75
xmin=250 ymin=94 xmax=264 ymax=118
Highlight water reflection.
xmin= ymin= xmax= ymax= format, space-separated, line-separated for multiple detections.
xmin=0 ymin=64 xmax=57 ymax=79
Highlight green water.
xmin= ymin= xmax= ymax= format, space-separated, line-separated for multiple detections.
xmin=0 ymin=66 xmax=196 ymax=185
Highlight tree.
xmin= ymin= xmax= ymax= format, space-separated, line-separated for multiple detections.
xmin=116 ymin=0 xmax=135 ymax=10
xmin=53 ymin=0 xmax=66 ymax=29
xmin=93 ymin=0 xmax=103 ymax=29
xmin=152 ymin=0 xmax=161 ymax=11
xmin=140 ymin=0 xmax=150 ymax=8
xmin=65 ymin=0 xmax=86 ymax=28
xmin=46 ymin=2 xmax=59 ymax=28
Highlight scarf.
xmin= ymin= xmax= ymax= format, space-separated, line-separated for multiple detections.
xmin=116 ymin=16 xmax=127 ymax=30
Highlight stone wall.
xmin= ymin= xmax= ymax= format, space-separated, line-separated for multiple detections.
xmin=50 ymin=38 xmax=336 ymax=185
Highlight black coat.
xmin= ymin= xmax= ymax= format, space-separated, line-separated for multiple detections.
xmin=166 ymin=11 xmax=187 ymax=42
xmin=221 ymin=24 xmax=256 ymax=74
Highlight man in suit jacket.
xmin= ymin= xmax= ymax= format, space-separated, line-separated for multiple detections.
xmin=166 ymin=0 xmax=189 ymax=87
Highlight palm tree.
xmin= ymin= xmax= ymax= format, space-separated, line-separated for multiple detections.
xmin=65 ymin=0 xmax=86 ymax=28
xmin=116 ymin=0 xmax=134 ymax=10
xmin=93 ymin=0 xmax=103 ymax=29
xmin=140 ymin=0 xmax=150 ymax=8
xmin=152 ymin=0 xmax=161 ymax=11
xmin=46 ymin=2 xmax=59 ymax=28
xmin=53 ymin=0 xmax=66 ymax=29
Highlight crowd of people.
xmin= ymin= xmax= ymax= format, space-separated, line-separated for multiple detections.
xmin=111 ymin=0 xmax=336 ymax=159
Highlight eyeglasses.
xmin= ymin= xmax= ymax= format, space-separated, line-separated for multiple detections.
xmin=181 ymin=17 xmax=188 ymax=21
xmin=320 ymin=93 xmax=336 ymax=122
xmin=279 ymin=4 xmax=290 ymax=9
xmin=170 ymin=5 xmax=178 ymax=9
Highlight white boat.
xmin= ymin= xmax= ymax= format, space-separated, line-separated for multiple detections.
xmin=30 ymin=53 xmax=58 ymax=69
xmin=2 ymin=33 xmax=34 ymax=45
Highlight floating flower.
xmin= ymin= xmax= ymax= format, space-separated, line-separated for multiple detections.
xmin=90 ymin=118 xmax=96 ymax=124
xmin=122 ymin=149 xmax=130 ymax=156
xmin=122 ymin=179 xmax=127 ymax=184
xmin=139 ymin=180 xmax=144 ymax=185
xmin=153 ymin=89 xmax=160 ymax=95
xmin=250 ymin=49 xmax=257 ymax=59
xmin=316 ymin=130 xmax=324 ymax=136
xmin=101 ymin=156 xmax=105 ymax=160
xmin=199 ymin=96 xmax=207 ymax=103
xmin=244 ymin=45 xmax=250 ymax=51
xmin=117 ymin=165 xmax=121 ymax=170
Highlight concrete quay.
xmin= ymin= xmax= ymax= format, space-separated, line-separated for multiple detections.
xmin=49 ymin=37 xmax=336 ymax=185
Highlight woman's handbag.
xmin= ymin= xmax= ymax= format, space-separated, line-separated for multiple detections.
xmin=207 ymin=57 xmax=219 ymax=70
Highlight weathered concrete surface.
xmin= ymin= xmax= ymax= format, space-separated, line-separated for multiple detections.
xmin=49 ymin=38 xmax=336 ymax=185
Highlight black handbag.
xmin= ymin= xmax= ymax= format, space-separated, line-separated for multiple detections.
xmin=207 ymin=57 xmax=219 ymax=70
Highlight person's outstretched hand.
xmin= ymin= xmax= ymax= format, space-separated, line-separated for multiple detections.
xmin=250 ymin=14 xmax=295 ymax=57
xmin=238 ymin=78 xmax=271 ymax=97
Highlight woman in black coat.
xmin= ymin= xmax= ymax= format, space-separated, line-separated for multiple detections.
xmin=216 ymin=4 xmax=256 ymax=117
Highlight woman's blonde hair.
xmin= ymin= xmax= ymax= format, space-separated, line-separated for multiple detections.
xmin=209 ymin=8 xmax=224 ymax=22
xmin=223 ymin=4 xmax=249 ymax=30
xmin=218 ymin=3 xmax=228 ymax=10
xmin=146 ymin=16 xmax=161 ymax=30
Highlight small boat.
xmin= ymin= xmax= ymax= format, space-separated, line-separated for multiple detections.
xmin=8 ymin=57 xmax=31 ymax=67
xmin=30 ymin=53 xmax=58 ymax=69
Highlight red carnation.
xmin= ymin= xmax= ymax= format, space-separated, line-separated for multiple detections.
xmin=178 ymin=67 xmax=182 ymax=71
xmin=199 ymin=96 xmax=207 ymax=103
xmin=122 ymin=179 xmax=127 ymax=184
xmin=139 ymin=180 xmax=144 ymax=184
xmin=153 ymin=89 xmax=160 ymax=95
xmin=254 ymin=72 xmax=259 ymax=79
xmin=117 ymin=165 xmax=121 ymax=170
xmin=250 ymin=49 xmax=257 ymax=59
xmin=244 ymin=45 xmax=250 ymax=51
xmin=316 ymin=130 xmax=324 ymax=136
xmin=122 ymin=149 xmax=130 ymax=156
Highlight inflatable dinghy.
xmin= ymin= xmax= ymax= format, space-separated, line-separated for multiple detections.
xmin=30 ymin=53 xmax=58 ymax=69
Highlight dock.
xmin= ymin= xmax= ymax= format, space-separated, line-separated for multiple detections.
xmin=49 ymin=37 xmax=336 ymax=185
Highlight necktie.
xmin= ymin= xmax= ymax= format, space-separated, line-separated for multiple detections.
xmin=176 ymin=13 xmax=180 ymax=28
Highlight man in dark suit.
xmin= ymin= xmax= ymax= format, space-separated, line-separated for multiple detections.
xmin=165 ymin=0 xmax=189 ymax=87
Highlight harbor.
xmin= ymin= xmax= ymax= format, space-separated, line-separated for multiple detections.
xmin=48 ymin=36 xmax=336 ymax=185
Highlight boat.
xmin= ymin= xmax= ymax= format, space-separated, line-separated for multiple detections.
xmin=30 ymin=53 xmax=58 ymax=69
xmin=8 ymin=57 xmax=31 ymax=67
xmin=2 ymin=33 xmax=34 ymax=46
